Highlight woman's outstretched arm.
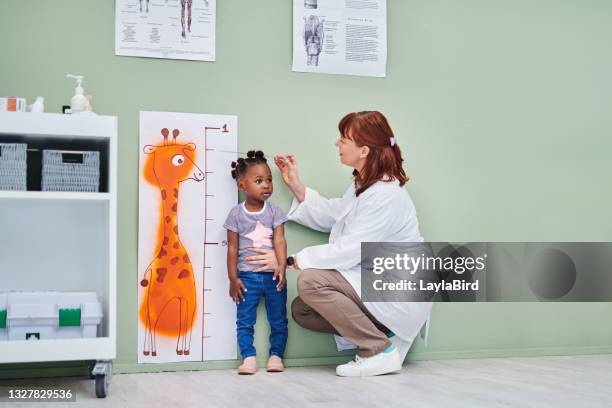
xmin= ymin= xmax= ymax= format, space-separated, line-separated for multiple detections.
xmin=274 ymin=154 xmax=305 ymax=202
xmin=275 ymin=153 xmax=351 ymax=232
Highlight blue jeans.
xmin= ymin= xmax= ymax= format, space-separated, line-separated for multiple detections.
xmin=236 ymin=271 xmax=288 ymax=359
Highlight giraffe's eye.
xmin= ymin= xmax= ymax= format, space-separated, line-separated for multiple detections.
xmin=172 ymin=154 xmax=185 ymax=166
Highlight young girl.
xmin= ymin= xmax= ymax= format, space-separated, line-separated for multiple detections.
xmin=223 ymin=150 xmax=288 ymax=375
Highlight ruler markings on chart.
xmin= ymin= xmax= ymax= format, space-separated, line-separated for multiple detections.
xmin=200 ymin=123 xmax=236 ymax=360
xmin=202 ymin=125 xmax=226 ymax=360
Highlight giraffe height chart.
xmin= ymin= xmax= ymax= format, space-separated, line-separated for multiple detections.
xmin=138 ymin=111 xmax=237 ymax=363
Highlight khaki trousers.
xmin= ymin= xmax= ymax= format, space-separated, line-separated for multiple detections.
xmin=292 ymin=268 xmax=391 ymax=357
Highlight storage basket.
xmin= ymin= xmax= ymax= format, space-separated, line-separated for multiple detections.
xmin=42 ymin=150 xmax=100 ymax=192
xmin=0 ymin=143 xmax=27 ymax=191
xmin=0 ymin=291 xmax=103 ymax=341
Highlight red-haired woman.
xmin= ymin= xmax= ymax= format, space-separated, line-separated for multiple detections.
xmin=246 ymin=111 xmax=432 ymax=377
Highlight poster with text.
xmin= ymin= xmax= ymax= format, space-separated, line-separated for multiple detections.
xmin=292 ymin=0 xmax=387 ymax=77
xmin=116 ymin=0 xmax=216 ymax=61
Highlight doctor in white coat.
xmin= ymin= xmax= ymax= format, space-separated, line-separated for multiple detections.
xmin=247 ymin=111 xmax=432 ymax=377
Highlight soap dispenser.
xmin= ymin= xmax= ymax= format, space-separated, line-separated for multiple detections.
xmin=66 ymin=74 xmax=88 ymax=114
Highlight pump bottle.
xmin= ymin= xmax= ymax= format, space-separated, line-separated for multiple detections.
xmin=66 ymin=74 xmax=88 ymax=114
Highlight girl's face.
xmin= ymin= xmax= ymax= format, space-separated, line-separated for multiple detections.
xmin=335 ymin=129 xmax=369 ymax=171
xmin=237 ymin=163 xmax=273 ymax=202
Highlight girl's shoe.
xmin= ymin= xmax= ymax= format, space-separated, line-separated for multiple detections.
xmin=266 ymin=355 xmax=285 ymax=372
xmin=237 ymin=356 xmax=257 ymax=375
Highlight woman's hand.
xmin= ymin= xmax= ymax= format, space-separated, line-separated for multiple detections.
xmin=229 ymin=277 xmax=246 ymax=304
xmin=274 ymin=154 xmax=306 ymax=202
xmin=245 ymin=247 xmax=279 ymax=272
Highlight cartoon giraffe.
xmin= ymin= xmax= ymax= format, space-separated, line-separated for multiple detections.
xmin=139 ymin=128 xmax=205 ymax=357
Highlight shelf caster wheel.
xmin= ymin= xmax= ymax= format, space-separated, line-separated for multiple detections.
xmin=88 ymin=361 xmax=96 ymax=379
xmin=95 ymin=374 xmax=108 ymax=398
xmin=92 ymin=360 xmax=112 ymax=398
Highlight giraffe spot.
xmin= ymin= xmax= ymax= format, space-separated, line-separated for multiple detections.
xmin=158 ymin=248 xmax=167 ymax=259
xmin=165 ymin=216 xmax=171 ymax=223
xmin=183 ymin=254 xmax=190 ymax=264
xmin=156 ymin=268 xmax=167 ymax=283
xmin=161 ymin=189 xmax=167 ymax=200
xmin=171 ymin=256 xmax=179 ymax=265
xmin=178 ymin=269 xmax=190 ymax=279
xmin=172 ymin=202 xmax=177 ymax=212
xmin=173 ymin=242 xmax=180 ymax=249
xmin=163 ymin=236 xmax=169 ymax=245
xmin=173 ymin=188 xmax=179 ymax=198
xmin=173 ymin=225 xmax=179 ymax=235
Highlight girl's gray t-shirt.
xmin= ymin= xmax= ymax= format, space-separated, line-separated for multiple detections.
xmin=223 ymin=201 xmax=288 ymax=272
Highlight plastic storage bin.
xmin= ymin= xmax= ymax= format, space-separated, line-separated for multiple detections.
xmin=41 ymin=150 xmax=100 ymax=192
xmin=0 ymin=143 xmax=27 ymax=191
xmin=0 ymin=291 xmax=103 ymax=341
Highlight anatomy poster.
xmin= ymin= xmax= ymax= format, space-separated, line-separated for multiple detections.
xmin=116 ymin=0 xmax=216 ymax=61
xmin=138 ymin=111 xmax=237 ymax=363
xmin=292 ymin=0 xmax=387 ymax=77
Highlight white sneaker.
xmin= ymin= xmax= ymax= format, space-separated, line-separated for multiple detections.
xmin=389 ymin=335 xmax=413 ymax=365
xmin=335 ymin=347 xmax=402 ymax=377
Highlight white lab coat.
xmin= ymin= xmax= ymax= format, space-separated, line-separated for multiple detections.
xmin=287 ymin=179 xmax=432 ymax=350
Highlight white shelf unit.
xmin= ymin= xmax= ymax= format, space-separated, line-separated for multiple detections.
xmin=0 ymin=112 xmax=117 ymax=365
xmin=0 ymin=191 xmax=111 ymax=201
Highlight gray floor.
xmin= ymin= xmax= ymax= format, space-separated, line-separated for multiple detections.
xmin=1 ymin=355 xmax=611 ymax=407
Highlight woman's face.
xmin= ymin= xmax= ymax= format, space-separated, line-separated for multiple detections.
xmin=335 ymin=130 xmax=367 ymax=171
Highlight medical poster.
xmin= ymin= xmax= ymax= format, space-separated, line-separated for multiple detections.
xmin=115 ymin=0 xmax=216 ymax=61
xmin=292 ymin=0 xmax=387 ymax=77
xmin=138 ymin=111 xmax=237 ymax=363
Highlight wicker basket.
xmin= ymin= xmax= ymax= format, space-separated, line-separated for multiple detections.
xmin=41 ymin=150 xmax=100 ymax=192
xmin=0 ymin=143 xmax=27 ymax=191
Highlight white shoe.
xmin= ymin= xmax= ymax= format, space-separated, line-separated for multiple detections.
xmin=335 ymin=347 xmax=402 ymax=377
xmin=389 ymin=335 xmax=413 ymax=365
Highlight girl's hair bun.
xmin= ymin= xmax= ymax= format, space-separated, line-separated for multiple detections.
xmin=230 ymin=150 xmax=267 ymax=179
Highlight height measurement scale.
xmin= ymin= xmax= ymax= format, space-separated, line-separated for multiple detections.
xmin=200 ymin=120 xmax=238 ymax=361
xmin=138 ymin=111 xmax=237 ymax=364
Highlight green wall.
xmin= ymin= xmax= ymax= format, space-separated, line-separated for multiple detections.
xmin=1 ymin=0 xmax=611 ymax=376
